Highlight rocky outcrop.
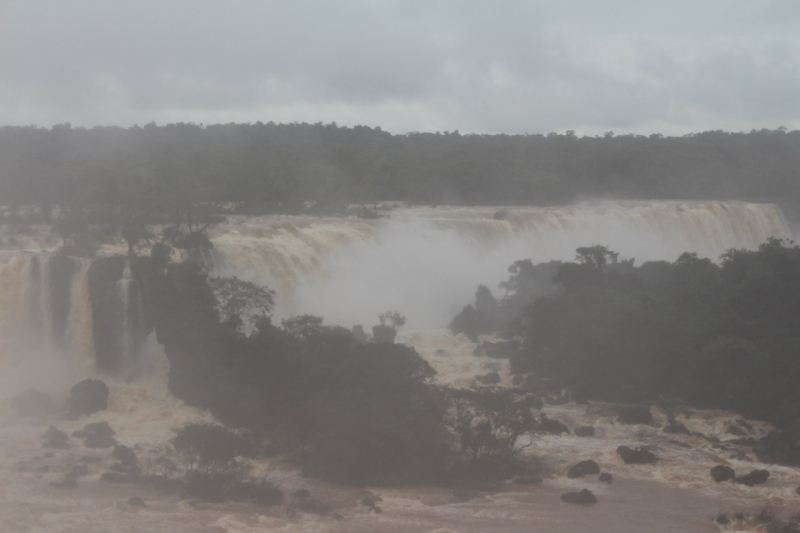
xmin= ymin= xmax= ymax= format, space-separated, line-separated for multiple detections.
xmin=710 ymin=465 xmax=735 ymax=482
xmin=616 ymin=406 xmax=653 ymax=425
xmin=561 ymin=489 xmax=597 ymax=504
xmin=475 ymin=372 xmax=501 ymax=385
xmin=68 ymin=379 xmax=109 ymax=418
xmin=617 ymin=445 xmax=657 ymax=464
xmin=128 ymin=496 xmax=146 ymax=508
xmin=733 ymin=469 xmax=769 ymax=486
xmin=567 ymin=460 xmax=600 ymax=479
xmin=753 ymin=431 xmax=800 ymax=467
xmin=87 ymin=256 xmax=147 ymax=378
xmin=599 ymin=473 xmax=613 ymax=483
xmin=43 ymin=425 xmax=69 ymax=449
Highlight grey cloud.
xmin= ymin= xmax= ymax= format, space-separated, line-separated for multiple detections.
xmin=0 ymin=0 xmax=798 ymax=134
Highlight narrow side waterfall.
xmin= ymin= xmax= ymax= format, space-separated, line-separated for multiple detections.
xmin=0 ymin=254 xmax=95 ymax=393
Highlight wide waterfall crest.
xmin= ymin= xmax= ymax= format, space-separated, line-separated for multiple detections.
xmin=0 ymin=200 xmax=792 ymax=386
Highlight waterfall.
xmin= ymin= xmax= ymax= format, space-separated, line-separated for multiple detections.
xmin=208 ymin=201 xmax=793 ymax=328
xmin=0 ymin=254 xmax=94 ymax=393
xmin=0 ymin=200 xmax=793 ymax=390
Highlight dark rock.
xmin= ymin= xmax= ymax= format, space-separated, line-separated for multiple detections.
xmin=83 ymin=422 xmax=115 ymax=438
xmin=753 ymin=431 xmax=800 ymax=467
xmin=727 ymin=425 xmax=747 ymax=436
xmin=795 ymin=486 xmax=800 ymax=495
xmin=476 ymin=372 xmax=501 ymax=385
xmin=598 ymin=473 xmax=613 ymax=483
xmin=616 ymin=406 xmax=653 ymax=425
xmin=128 ymin=496 xmax=146 ymax=508
xmin=293 ymin=489 xmax=311 ymax=499
xmin=561 ymin=489 xmax=597 ymax=504
xmin=733 ymin=469 xmax=770 ymax=486
xmin=710 ymin=465 xmax=735 ymax=482
xmin=567 ymin=460 xmax=600 ymax=479
xmin=450 ymin=305 xmax=480 ymax=342
xmin=70 ymin=464 xmax=89 ymax=478
xmin=43 ymin=425 xmax=69 ymax=448
xmin=512 ymin=375 xmax=523 ymax=386
xmin=49 ymin=477 xmax=78 ymax=489
xmin=715 ymin=514 xmax=729 ymax=525
xmin=87 ymin=256 xmax=139 ymax=377
xmin=68 ymin=379 xmax=109 ymax=418
xmin=616 ymin=445 xmax=657 ymax=465
xmin=513 ymin=474 xmax=543 ymax=484
xmin=361 ymin=497 xmax=375 ymax=507
xmin=10 ymin=389 xmax=54 ymax=418
xmin=663 ymin=423 xmax=691 ymax=435
xmin=575 ymin=426 xmax=595 ymax=437
xmin=36 ymin=465 xmax=50 ymax=473
xmin=371 ymin=506 xmax=383 ymax=514
xmin=537 ymin=415 xmax=569 ymax=435
xmin=84 ymin=433 xmax=117 ymax=448
xmin=112 ymin=444 xmax=138 ymax=468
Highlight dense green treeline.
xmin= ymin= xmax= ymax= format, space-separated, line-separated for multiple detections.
xmin=1 ymin=123 xmax=799 ymax=220
xmin=489 ymin=240 xmax=800 ymax=463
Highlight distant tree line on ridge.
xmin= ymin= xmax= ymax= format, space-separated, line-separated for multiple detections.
xmin=0 ymin=123 xmax=798 ymax=224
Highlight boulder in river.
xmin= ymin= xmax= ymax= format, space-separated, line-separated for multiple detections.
xmin=616 ymin=406 xmax=653 ymax=425
xmin=476 ymin=372 xmax=502 ymax=385
xmin=567 ymin=460 xmax=600 ymax=479
xmin=733 ymin=469 xmax=769 ymax=486
xmin=128 ymin=496 xmax=146 ymax=508
xmin=598 ymin=473 xmax=613 ymax=484
xmin=710 ymin=465 xmax=735 ymax=482
xmin=42 ymin=425 xmax=69 ymax=449
xmin=68 ymin=379 xmax=109 ymax=418
xmin=616 ymin=445 xmax=657 ymax=464
xmin=561 ymin=489 xmax=597 ymax=504
xmin=574 ymin=426 xmax=595 ymax=437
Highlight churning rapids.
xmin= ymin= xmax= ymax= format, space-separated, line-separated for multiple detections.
xmin=0 ymin=200 xmax=797 ymax=532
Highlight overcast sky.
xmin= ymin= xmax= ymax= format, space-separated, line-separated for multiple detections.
xmin=0 ymin=0 xmax=798 ymax=135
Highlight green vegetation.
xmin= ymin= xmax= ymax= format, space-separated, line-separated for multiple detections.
xmin=0 ymin=124 xmax=798 ymax=224
xmin=138 ymin=253 xmax=547 ymax=487
xmin=469 ymin=239 xmax=800 ymax=465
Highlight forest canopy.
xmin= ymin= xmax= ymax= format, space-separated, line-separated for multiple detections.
xmin=1 ymin=123 xmax=798 ymax=224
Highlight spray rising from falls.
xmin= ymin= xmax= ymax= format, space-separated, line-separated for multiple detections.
xmin=210 ymin=201 xmax=793 ymax=328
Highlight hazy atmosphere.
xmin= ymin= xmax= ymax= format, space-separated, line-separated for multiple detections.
xmin=1 ymin=0 xmax=799 ymax=134
xmin=1 ymin=2 xmax=800 ymax=533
